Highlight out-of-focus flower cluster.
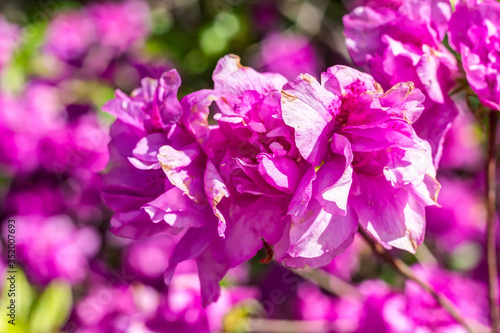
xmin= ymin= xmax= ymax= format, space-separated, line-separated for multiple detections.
xmin=0 ymin=0 xmax=498 ymax=332
xmin=448 ymin=0 xmax=500 ymax=111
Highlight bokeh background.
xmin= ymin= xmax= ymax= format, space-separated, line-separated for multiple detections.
xmin=0 ymin=0 xmax=494 ymax=332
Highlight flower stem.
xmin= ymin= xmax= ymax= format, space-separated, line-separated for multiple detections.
xmin=247 ymin=318 xmax=331 ymax=333
xmin=291 ymin=266 xmax=362 ymax=299
xmin=358 ymin=227 xmax=476 ymax=333
xmin=487 ymin=110 xmax=500 ymax=333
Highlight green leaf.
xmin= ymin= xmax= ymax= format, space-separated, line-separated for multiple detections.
xmin=0 ymin=269 xmax=34 ymax=332
xmin=29 ymin=280 xmax=72 ymax=333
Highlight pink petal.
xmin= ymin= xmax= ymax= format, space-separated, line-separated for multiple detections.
xmin=257 ymin=154 xmax=301 ymax=193
xmin=110 ymin=210 xmax=170 ymax=239
xmin=213 ymin=54 xmax=287 ymax=100
xmin=142 ymin=187 xmax=213 ymax=228
xmin=284 ymin=199 xmax=358 ymax=264
xmin=351 ymin=174 xmax=431 ymax=253
xmin=204 ymin=159 xmax=230 ymax=236
xmin=281 ymin=74 xmax=338 ymax=165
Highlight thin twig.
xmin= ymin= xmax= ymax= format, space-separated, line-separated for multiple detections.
xmin=291 ymin=267 xmax=362 ymax=299
xmin=358 ymin=227 xmax=476 ymax=333
xmin=247 ymin=318 xmax=331 ymax=333
xmin=487 ymin=110 xmax=500 ymax=333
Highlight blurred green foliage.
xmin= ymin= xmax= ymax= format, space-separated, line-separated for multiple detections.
xmin=0 ymin=270 xmax=72 ymax=333
xmin=1 ymin=0 xmax=349 ymax=98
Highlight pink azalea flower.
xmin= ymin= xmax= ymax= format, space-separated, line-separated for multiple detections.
xmin=88 ymin=0 xmax=150 ymax=52
xmin=44 ymin=0 xmax=150 ymax=62
xmin=104 ymin=56 xmax=297 ymax=305
xmin=426 ymin=176 xmax=486 ymax=252
xmin=343 ymin=0 xmax=459 ymax=163
xmin=0 ymin=83 xmax=109 ymax=176
xmin=102 ymin=69 xmax=229 ymax=306
xmin=69 ymin=272 xmax=258 ymax=333
xmin=448 ymin=0 xmax=500 ymax=111
xmin=256 ymin=32 xmax=319 ymax=79
xmin=101 ymin=70 xmax=182 ymax=222
xmin=275 ymin=65 xmax=439 ymax=267
xmin=44 ymin=10 xmax=96 ymax=61
xmin=5 ymin=215 xmax=100 ymax=285
xmin=439 ymin=100 xmax=484 ymax=172
xmin=102 ymin=55 xmax=440 ymax=306
xmin=296 ymin=265 xmax=489 ymax=332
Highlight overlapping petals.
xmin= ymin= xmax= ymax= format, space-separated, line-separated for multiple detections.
xmin=101 ymin=55 xmax=440 ymax=306
xmin=448 ymin=0 xmax=500 ymax=111
xmin=277 ymin=65 xmax=439 ymax=259
xmin=344 ymin=0 xmax=459 ymax=163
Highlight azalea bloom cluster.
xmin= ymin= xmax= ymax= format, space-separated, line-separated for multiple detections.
xmin=102 ymin=53 xmax=440 ymax=305
xmin=0 ymin=1 xmax=150 ymax=292
xmin=40 ymin=0 xmax=166 ymax=91
xmin=344 ymin=0 xmax=500 ymax=277
xmin=0 ymin=82 xmax=108 ymax=284
xmin=65 ymin=270 xmax=259 ymax=333
xmin=1 ymin=0 xmax=499 ymax=331
xmin=448 ymin=0 xmax=500 ymax=111
xmin=344 ymin=0 xmax=459 ymax=163
xmin=0 ymin=0 xmax=154 ymax=288
xmin=45 ymin=0 xmax=150 ymax=61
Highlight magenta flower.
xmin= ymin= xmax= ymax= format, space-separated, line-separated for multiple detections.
xmin=88 ymin=0 xmax=150 ymax=52
xmin=296 ymin=265 xmax=489 ymax=332
xmin=343 ymin=0 xmax=459 ymax=163
xmin=70 ymin=272 xmax=258 ymax=333
xmin=159 ymin=55 xmax=295 ymax=304
xmin=102 ymin=68 xmax=231 ymax=306
xmin=5 ymin=215 xmax=100 ymax=285
xmin=101 ymin=69 xmax=185 ymax=239
xmin=439 ymin=103 xmax=484 ymax=172
xmin=44 ymin=0 xmax=149 ymax=63
xmin=426 ymin=176 xmax=485 ymax=252
xmin=44 ymin=11 xmax=96 ymax=61
xmin=256 ymin=32 xmax=319 ymax=79
xmin=274 ymin=65 xmax=439 ymax=267
xmin=102 ymin=55 xmax=440 ymax=306
xmin=404 ymin=265 xmax=490 ymax=330
xmin=448 ymin=0 xmax=500 ymax=111
xmin=0 ymin=83 xmax=109 ymax=176
xmin=103 ymin=55 xmax=297 ymax=305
